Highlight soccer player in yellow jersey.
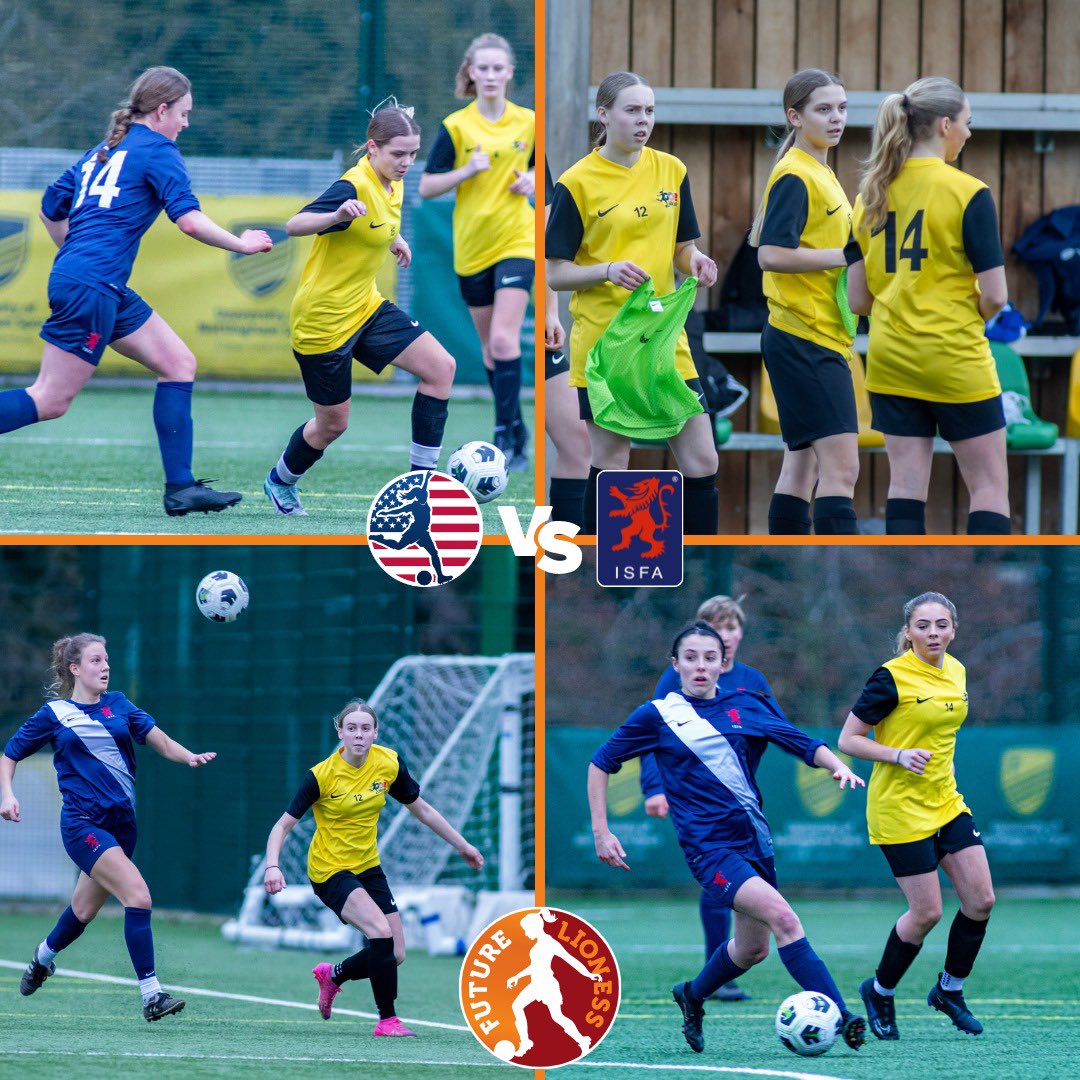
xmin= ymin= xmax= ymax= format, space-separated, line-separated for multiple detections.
xmin=419 ymin=34 xmax=534 ymax=470
xmin=750 ymin=69 xmax=860 ymax=535
xmin=839 ymin=592 xmax=995 ymax=1039
xmin=262 ymin=699 xmax=483 ymax=1035
xmin=547 ymin=71 xmax=720 ymax=535
xmin=262 ymin=103 xmax=458 ymax=516
xmin=846 ymin=78 xmax=1010 ymax=535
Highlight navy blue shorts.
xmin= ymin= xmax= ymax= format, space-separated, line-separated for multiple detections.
xmin=761 ymin=322 xmax=859 ymax=451
xmin=311 ymin=866 xmax=399 ymax=924
xmin=61 ymin=813 xmax=136 ymax=876
xmin=293 ymin=301 xmax=426 ymax=406
xmin=703 ymin=850 xmax=779 ymax=910
xmin=879 ymin=812 xmax=984 ymax=878
xmin=40 ymin=274 xmax=153 ymax=365
xmin=869 ymin=392 xmax=1006 ymax=442
xmin=457 ymin=258 xmax=534 ymax=308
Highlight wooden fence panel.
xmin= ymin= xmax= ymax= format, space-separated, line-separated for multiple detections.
xmin=589 ymin=0 xmax=630 ymax=83
xmin=674 ymin=0 xmax=716 ymax=86
xmin=1003 ymin=0 xmax=1045 ymax=93
xmin=756 ymin=0 xmax=798 ymax=87
xmin=796 ymin=0 xmax=838 ymax=73
xmin=878 ymin=0 xmax=920 ymax=91
xmin=1045 ymin=0 xmax=1080 ymax=93
xmin=714 ymin=0 xmax=757 ymax=88
xmin=921 ymin=0 xmax=962 ymax=82
xmin=836 ymin=0 xmax=879 ymax=90
xmin=962 ymin=0 xmax=1003 ymax=92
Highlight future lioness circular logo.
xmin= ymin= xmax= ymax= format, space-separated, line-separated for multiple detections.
xmin=459 ymin=907 xmax=620 ymax=1069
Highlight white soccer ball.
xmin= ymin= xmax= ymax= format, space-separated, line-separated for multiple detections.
xmin=775 ymin=991 xmax=841 ymax=1057
xmin=447 ymin=441 xmax=508 ymax=504
xmin=196 ymin=570 xmax=250 ymax=623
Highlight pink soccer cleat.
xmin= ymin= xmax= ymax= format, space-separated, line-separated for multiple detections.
xmin=312 ymin=963 xmax=342 ymax=1020
xmin=373 ymin=1016 xmax=418 ymax=1037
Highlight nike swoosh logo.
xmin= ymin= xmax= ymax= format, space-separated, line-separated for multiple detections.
xmin=826 ymin=205 xmax=842 ymax=215
xmin=598 ymin=205 xmax=618 ymax=217
xmin=500 ymin=275 xmax=524 ymax=284
xmin=916 ymin=696 xmax=933 ymax=704
xmin=550 ymin=352 xmax=565 ymax=364
xmin=330 ymin=793 xmax=344 ymax=799
xmin=369 ymin=222 xmax=387 ymax=229
xmin=639 ymin=334 xmax=651 ymax=343
xmin=973 ymin=830 xmax=981 ymax=837
xmin=410 ymin=320 xmax=419 ymax=327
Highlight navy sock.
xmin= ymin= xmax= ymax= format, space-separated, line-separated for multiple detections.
xmin=491 ymin=357 xmax=521 ymax=430
xmin=278 ymin=423 xmax=324 ymax=482
xmin=368 ymin=936 xmax=397 ymax=1019
xmin=333 ymin=947 xmax=370 ymax=985
xmin=813 ymin=495 xmax=858 ymax=534
xmin=584 ymin=466 xmax=602 ymax=534
xmin=769 ymin=493 xmax=811 ymax=534
xmin=123 ymin=906 xmax=156 ymax=981
xmin=689 ymin=939 xmax=749 ymax=1003
xmin=410 ymin=391 xmax=449 ymax=470
xmin=778 ymin=936 xmax=847 ymax=1012
xmin=45 ymin=905 xmax=88 ymax=954
xmin=876 ymin=924 xmax=922 ymax=990
xmin=886 ymin=498 xmax=926 ymax=535
xmin=699 ymin=888 xmax=732 ymax=965
xmin=153 ymin=381 xmax=195 ymax=487
xmin=684 ymin=473 xmax=719 ymax=535
xmin=0 ymin=388 xmax=39 ymax=434
xmin=943 ymin=910 xmax=989 ymax=979
xmin=548 ymin=476 xmax=587 ymax=529
xmin=967 ymin=510 xmax=1010 ymax=535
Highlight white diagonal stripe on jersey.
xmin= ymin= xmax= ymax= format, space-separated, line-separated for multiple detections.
xmin=46 ymin=699 xmax=137 ymax=810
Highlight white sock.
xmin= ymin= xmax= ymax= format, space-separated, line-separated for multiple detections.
xmin=37 ymin=939 xmax=57 ymax=965
xmin=873 ymin=978 xmax=895 ymax=997
xmin=139 ymin=975 xmax=162 ymax=1003
xmin=409 ymin=441 xmax=440 ymax=469
xmin=274 ymin=454 xmax=301 ymax=485
xmin=939 ymin=970 xmax=965 ymax=992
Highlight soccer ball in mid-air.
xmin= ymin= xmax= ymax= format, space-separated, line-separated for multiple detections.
xmin=775 ymin=991 xmax=841 ymax=1056
xmin=447 ymin=441 xmax=508 ymax=504
xmin=196 ymin=570 xmax=250 ymax=623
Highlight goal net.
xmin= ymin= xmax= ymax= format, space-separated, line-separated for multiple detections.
xmin=222 ymin=653 xmax=533 ymax=953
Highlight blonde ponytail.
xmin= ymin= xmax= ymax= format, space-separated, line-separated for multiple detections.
xmin=97 ymin=66 xmax=191 ymax=163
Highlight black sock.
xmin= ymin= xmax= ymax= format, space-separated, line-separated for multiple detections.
xmin=813 ymin=494 xmax=858 ymax=534
xmin=768 ymin=493 xmax=811 ymax=535
xmin=491 ymin=357 xmax=521 ymax=430
xmin=875 ymin=924 xmax=922 ymax=991
xmin=281 ymin=423 xmax=324 ymax=480
xmin=549 ymin=476 xmax=587 ymax=529
xmin=684 ymin=473 xmax=719 ymax=535
xmin=410 ymin=391 xmax=449 ymax=470
xmin=333 ymin=947 xmax=370 ymax=985
xmin=967 ymin=510 xmax=1010 ymax=535
xmin=886 ymin=498 xmax=926 ymax=535
xmin=943 ymin=910 xmax=989 ymax=980
xmin=368 ymin=936 xmax=398 ymax=1019
xmin=584 ymin=466 xmax=602 ymax=534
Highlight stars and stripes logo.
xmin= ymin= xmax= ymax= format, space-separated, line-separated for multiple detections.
xmin=365 ymin=471 xmax=483 ymax=587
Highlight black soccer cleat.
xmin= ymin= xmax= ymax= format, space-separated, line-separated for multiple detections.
xmin=144 ymin=990 xmax=186 ymax=1022
xmin=859 ymin=976 xmax=899 ymax=1039
xmin=928 ymin=978 xmax=983 ymax=1035
xmin=672 ymin=981 xmax=705 ymax=1053
xmin=708 ymin=979 xmax=751 ymax=1002
xmin=19 ymin=948 xmax=55 ymax=996
xmin=164 ymin=479 xmax=242 ymax=517
xmin=838 ymin=1009 xmax=867 ymax=1050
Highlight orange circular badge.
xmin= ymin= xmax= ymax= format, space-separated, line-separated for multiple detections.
xmin=459 ymin=906 xmax=621 ymax=1068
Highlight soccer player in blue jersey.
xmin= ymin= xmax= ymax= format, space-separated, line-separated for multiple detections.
xmin=588 ymin=622 xmax=867 ymax=1054
xmin=639 ymin=595 xmax=771 ymax=1003
xmin=0 ymin=66 xmax=273 ymax=517
xmin=0 ymin=633 xmax=216 ymax=1021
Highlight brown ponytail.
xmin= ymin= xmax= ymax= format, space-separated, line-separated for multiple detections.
xmin=894 ymin=591 xmax=958 ymax=656
xmin=593 ymin=70 xmax=651 ymax=147
xmin=749 ymin=68 xmax=845 ymax=246
xmin=455 ymin=33 xmax=514 ymax=99
xmin=98 ymin=65 xmax=191 ymax=163
xmin=46 ymin=634 xmax=106 ymax=699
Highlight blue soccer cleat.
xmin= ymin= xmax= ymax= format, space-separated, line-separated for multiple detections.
xmin=263 ymin=472 xmax=307 ymax=516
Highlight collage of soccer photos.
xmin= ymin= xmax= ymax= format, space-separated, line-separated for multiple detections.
xmin=0 ymin=2 xmax=1077 ymax=1078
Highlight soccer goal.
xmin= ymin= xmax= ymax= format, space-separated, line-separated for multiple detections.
xmin=222 ymin=653 xmax=534 ymax=954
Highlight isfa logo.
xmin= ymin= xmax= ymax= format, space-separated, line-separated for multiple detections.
xmin=0 ymin=217 xmax=29 ymax=288
xmin=226 ymin=222 xmax=293 ymax=297
xmin=596 ymin=470 xmax=683 ymax=587
xmin=366 ymin=471 xmax=482 ymax=587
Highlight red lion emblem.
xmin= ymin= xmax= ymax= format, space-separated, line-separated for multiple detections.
xmin=607 ymin=477 xmax=676 ymax=558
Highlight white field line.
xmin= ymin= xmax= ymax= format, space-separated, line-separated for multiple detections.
xmin=6 ymin=1050 xmax=501 ymax=1068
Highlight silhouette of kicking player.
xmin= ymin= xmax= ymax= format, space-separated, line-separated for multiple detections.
xmin=369 ymin=472 xmax=453 ymax=584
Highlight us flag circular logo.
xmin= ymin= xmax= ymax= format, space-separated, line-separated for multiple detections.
xmin=366 ymin=471 xmax=483 ymax=587
xmin=459 ymin=906 xmax=620 ymax=1069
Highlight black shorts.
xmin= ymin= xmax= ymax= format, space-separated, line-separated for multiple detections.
xmin=545 ymin=347 xmax=568 ymax=381
xmin=879 ymin=812 xmax=984 ymax=878
xmin=311 ymin=865 xmax=399 ymax=923
xmin=577 ymin=378 xmax=706 ymax=421
xmin=294 ymin=301 xmax=426 ymax=406
xmin=761 ymin=322 xmax=858 ymax=451
xmin=869 ymin=392 xmax=1006 ymax=442
xmin=457 ymin=258 xmax=534 ymax=308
